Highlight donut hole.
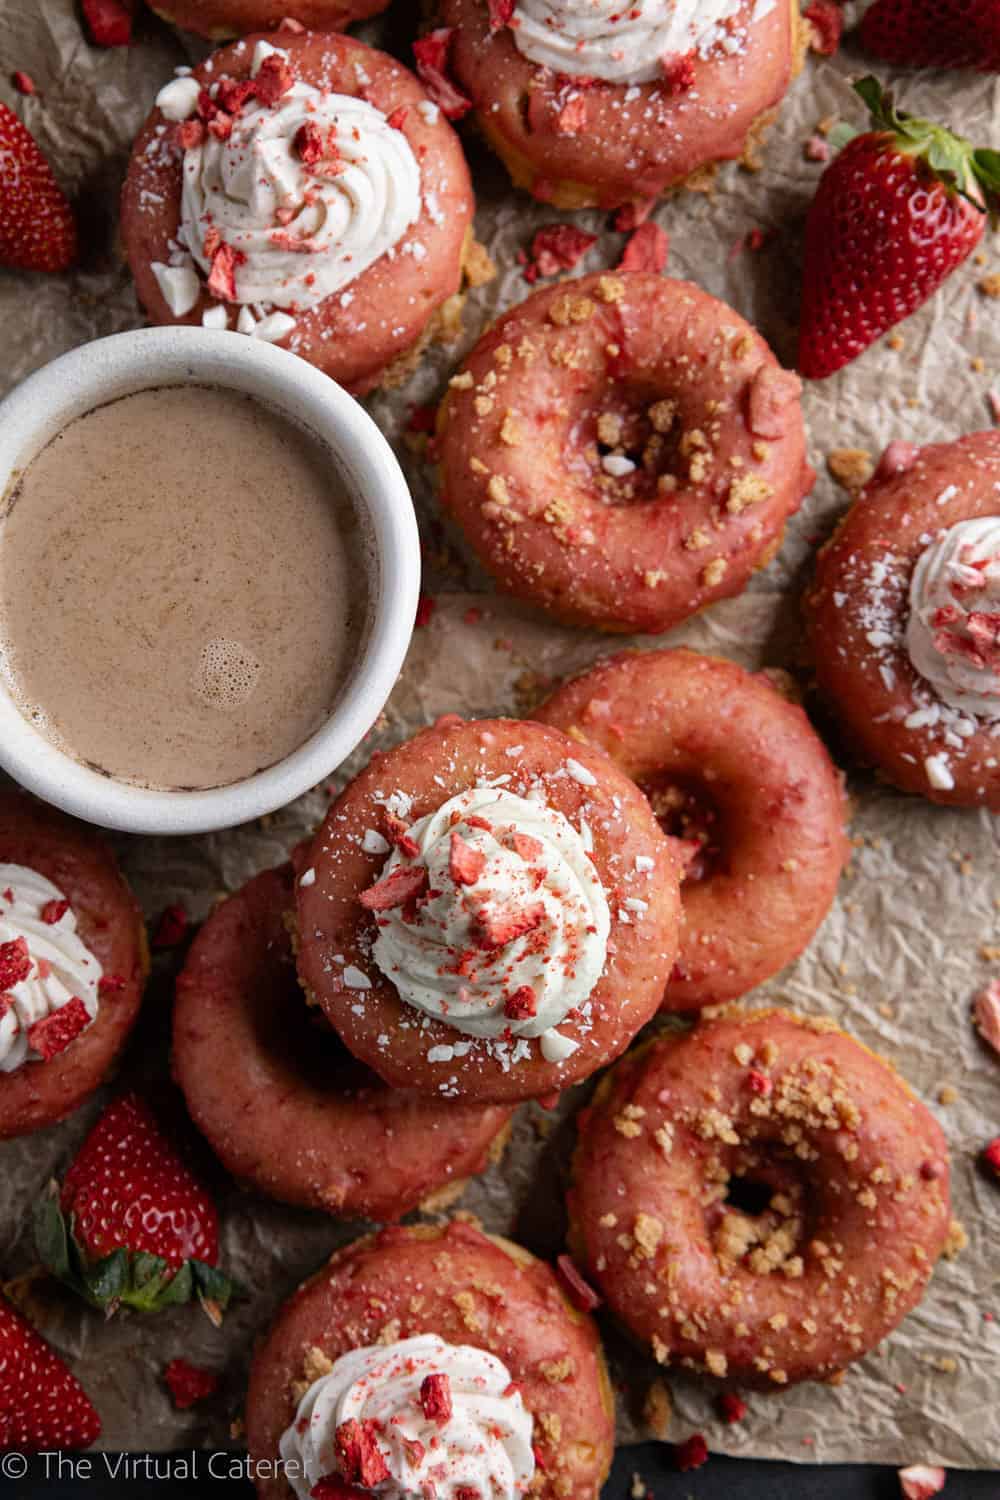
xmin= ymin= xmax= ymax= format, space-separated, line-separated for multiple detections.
xmin=712 ymin=1156 xmax=807 ymax=1274
xmin=571 ymin=384 xmax=687 ymax=507
xmin=638 ymin=771 xmax=723 ymax=882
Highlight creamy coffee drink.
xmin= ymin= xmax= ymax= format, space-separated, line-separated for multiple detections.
xmin=0 ymin=386 xmax=369 ymax=790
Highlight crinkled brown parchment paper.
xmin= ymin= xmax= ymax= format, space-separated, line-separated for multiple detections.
xmin=0 ymin=0 xmax=998 ymax=1469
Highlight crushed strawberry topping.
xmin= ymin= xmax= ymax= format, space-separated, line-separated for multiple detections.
xmin=659 ymin=51 xmax=695 ymax=93
xmin=983 ymin=1137 xmax=1000 ymax=1178
xmin=718 ymin=1392 xmax=748 ymax=1424
xmin=413 ymin=29 xmax=473 ymax=121
xmin=504 ymin=985 xmax=538 ymax=1020
xmin=522 ymin=223 xmax=597 ymax=283
xmin=216 ymin=77 xmax=258 ymax=117
xmin=254 ymin=54 xmax=295 ymax=107
xmin=12 ymin=71 xmax=37 ymax=95
xmin=747 ymin=1068 xmax=773 ymax=1096
xmin=556 ymin=1253 xmax=602 ymax=1311
xmin=420 ymin=1371 xmax=453 ymax=1423
xmin=335 ymin=1418 xmax=389 ymax=1488
xmin=618 ymin=221 xmax=669 ymax=273
xmin=164 ymin=1358 xmax=219 ymax=1410
xmin=384 ymin=814 xmax=420 ymax=859
xmin=803 ymin=0 xmax=844 ymax=55
xmin=674 ymin=1433 xmax=709 ymax=1472
xmin=41 ymin=899 xmax=70 ymax=925
xmin=473 ymin=902 xmax=545 ymax=949
xmin=449 ymin=832 xmax=485 ymax=887
xmin=206 ymin=241 xmax=246 ymax=302
xmin=27 ymin=996 xmax=90 ymax=1061
xmin=488 ymin=0 xmax=515 ymax=27
xmin=0 ymin=936 xmax=31 ymax=989
xmin=359 ymin=865 xmax=429 ymax=912
xmin=176 ymin=119 xmax=205 ymax=151
xmin=509 ymin=832 xmax=543 ymax=862
xmin=556 ymin=95 xmax=587 ymax=135
xmin=98 ymin=973 xmax=127 ymax=995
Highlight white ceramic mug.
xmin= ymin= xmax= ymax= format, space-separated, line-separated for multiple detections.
xmin=0 ymin=328 xmax=420 ymax=836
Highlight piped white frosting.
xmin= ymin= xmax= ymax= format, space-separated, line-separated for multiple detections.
xmin=0 ymin=865 xmax=102 ymax=1074
xmin=370 ymin=786 xmax=609 ymax=1042
xmin=510 ymin=0 xmax=750 ymax=84
xmin=179 ymin=72 xmax=422 ymax=311
xmin=279 ymin=1334 xmax=535 ymax=1500
xmin=906 ymin=517 xmax=1000 ymax=720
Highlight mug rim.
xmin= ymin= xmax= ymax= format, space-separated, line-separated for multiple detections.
xmin=0 ymin=328 xmax=419 ymax=836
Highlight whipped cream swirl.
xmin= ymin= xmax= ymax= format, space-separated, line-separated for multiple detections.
xmin=510 ymin=0 xmax=747 ymax=84
xmin=279 ymin=1334 xmax=535 ymax=1500
xmin=906 ymin=517 xmax=1000 ymax=719
xmin=181 ymin=70 xmax=422 ymax=310
xmin=0 ymin=865 xmax=102 ymax=1074
xmin=370 ymin=786 xmax=610 ymax=1042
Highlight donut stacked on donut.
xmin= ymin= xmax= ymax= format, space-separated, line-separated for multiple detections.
xmin=246 ymin=1221 xmax=615 ymax=1500
xmin=0 ymin=791 xmax=148 ymax=1141
xmin=437 ymin=0 xmax=801 ymax=210
xmin=437 ymin=272 xmax=813 ymax=633
xmin=121 ymin=32 xmax=476 ymax=394
xmin=536 ymin=648 xmax=850 ymax=1008
xmin=173 ymin=864 xmax=513 ymax=1221
xmin=806 ymin=431 xmax=1000 ymax=809
xmin=149 ymin=1 xmax=388 ymax=41
xmin=569 ymin=1010 xmax=952 ymax=1389
xmin=296 ymin=715 xmax=683 ymax=1102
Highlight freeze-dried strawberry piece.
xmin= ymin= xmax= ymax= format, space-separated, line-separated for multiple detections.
xmin=359 ymin=865 xmax=429 ymax=912
xmin=660 ymin=50 xmax=695 ymax=92
xmin=510 ymin=832 xmax=543 ymax=862
xmin=747 ymin=1068 xmax=773 ymax=1096
xmin=335 ymin=1418 xmax=389 ymax=1488
xmin=523 ymin=223 xmax=597 ymax=283
xmin=28 ymin=997 xmax=90 ymax=1061
xmin=674 ymin=1434 xmax=709 ymax=1472
xmin=504 ymin=986 xmax=537 ymax=1020
xmin=0 ymin=937 xmax=30 ymax=989
xmin=82 ymin=0 xmax=135 ymax=47
xmin=473 ymin=902 xmax=545 ymax=949
xmin=152 ymin=903 xmax=189 ymax=948
xmin=449 ymin=833 xmax=485 ymax=886
xmin=413 ymin=29 xmax=473 ymax=120
xmin=98 ymin=973 xmax=126 ymax=995
xmin=0 ymin=992 xmax=15 ymax=1024
xmin=718 ymin=1392 xmax=748 ymax=1423
xmin=556 ymin=1254 xmax=602 ymax=1311
xmin=12 ymin=71 xmax=37 ymax=95
xmin=898 ymin=1466 xmax=947 ymax=1500
xmin=254 ymin=55 xmax=294 ymax=107
xmin=983 ymin=1137 xmax=1000 ymax=1178
xmin=206 ymin=241 xmax=245 ymax=301
xmin=613 ymin=198 xmax=654 ymax=233
xmin=556 ymin=95 xmax=587 ymax=135
xmin=804 ymin=0 xmax=844 ymax=55
xmin=420 ymin=1371 xmax=452 ymax=1423
xmin=176 ymin=119 xmax=205 ymax=150
xmin=384 ymin=814 xmax=420 ymax=859
xmin=294 ymin=121 xmax=325 ymax=164
xmin=41 ymin=899 xmax=70 ymax=925
xmin=216 ymin=77 xmax=257 ymax=116
xmin=386 ymin=106 xmax=409 ymax=131
xmin=164 ymin=1359 xmax=219 ymax=1410
xmin=488 ymin=0 xmax=515 ymax=27
xmin=618 ymin=221 xmax=669 ymax=273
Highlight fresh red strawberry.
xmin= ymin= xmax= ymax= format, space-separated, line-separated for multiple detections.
xmin=798 ymin=79 xmax=1000 ymax=379
xmin=860 ymin=0 xmax=1000 ymax=72
xmin=34 ymin=1092 xmax=238 ymax=1320
xmin=0 ymin=103 xmax=77 ymax=272
xmin=81 ymin=0 xmax=137 ymax=47
xmin=0 ymin=1296 xmax=101 ymax=1452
